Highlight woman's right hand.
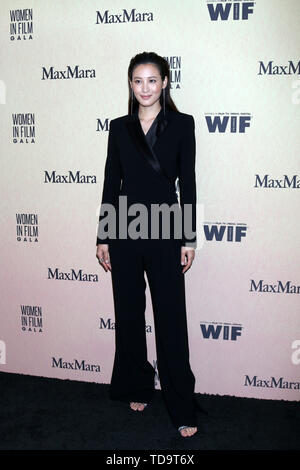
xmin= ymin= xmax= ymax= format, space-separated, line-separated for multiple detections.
xmin=96 ymin=244 xmax=111 ymax=272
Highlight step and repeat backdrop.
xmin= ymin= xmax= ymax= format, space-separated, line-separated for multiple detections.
xmin=0 ymin=0 xmax=299 ymax=400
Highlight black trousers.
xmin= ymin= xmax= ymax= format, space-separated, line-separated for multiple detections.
xmin=108 ymin=238 xmax=197 ymax=429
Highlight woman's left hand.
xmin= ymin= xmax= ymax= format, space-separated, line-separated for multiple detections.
xmin=181 ymin=247 xmax=195 ymax=274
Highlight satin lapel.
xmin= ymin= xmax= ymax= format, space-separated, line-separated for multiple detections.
xmin=125 ymin=112 xmax=170 ymax=183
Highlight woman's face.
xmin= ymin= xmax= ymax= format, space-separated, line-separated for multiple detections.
xmin=131 ymin=63 xmax=167 ymax=109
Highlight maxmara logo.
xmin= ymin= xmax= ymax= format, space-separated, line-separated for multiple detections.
xmin=207 ymin=1 xmax=254 ymax=21
xmin=200 ymin=322 xmax=242 ymax=341
xmin=10 ymin=8 xmax=33 ymax=41
xmin=44 ymin=171 xmax=96 ymax=184
xmin=96 ymin=8 xmax=153 ymax=24
xmin=41 ymin=66 xmax=96 ymax=80
xmin=97 ymin=118 xmax=110 ymax=132
xmin=250 ymin=280 xmax=300 ymax=294
xmin=205 ymin=113 xmax=251 ymax=133
xmin=204 ymin=223 xmax=247 ymax=242
xmin=244 ymin=375 xmax=300 ymax=390
xmin=254 ymin=174 xmax=300 ymax=189
xmin=258 ymin=60 xmax=300 ymax=75
xmin=99 ymin=317 xmax=152 ymax=333
xmin=52 ymin=357 xmax=100 ymax=372
xmin=48 ymin=268 xmax=98 ymax=282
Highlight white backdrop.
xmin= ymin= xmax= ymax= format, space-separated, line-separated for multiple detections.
xmin=0 ymin=0 xmax=299 ymax=400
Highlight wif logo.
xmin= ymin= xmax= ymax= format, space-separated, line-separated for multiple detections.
xmin=200 ymin=322 xmax=242 ymax=341
xmin=205 ymin=113 xmax=251 ymax=133
xmin=0 ymin=340 xmax=6 ymax=364
xmin=204 ymin=223 xmax=247 ymax=242
xmin=207 ymin=1 xmax=254 ymax=21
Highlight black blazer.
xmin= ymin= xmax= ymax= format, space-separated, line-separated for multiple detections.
xmin=96 ymin=106 xmax=197 ymax=248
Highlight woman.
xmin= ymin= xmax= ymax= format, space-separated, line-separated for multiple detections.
xmin=96 ymin=52 xmax=198 ymax=437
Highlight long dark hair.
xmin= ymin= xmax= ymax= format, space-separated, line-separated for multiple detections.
xmin=127 ymin=51 xmax=179 ymax=115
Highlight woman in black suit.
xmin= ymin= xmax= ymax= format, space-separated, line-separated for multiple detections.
xmin=96 ymin=52 xmax=198 ymax=437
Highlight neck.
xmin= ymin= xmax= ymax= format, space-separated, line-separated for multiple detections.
xmin=138 ymin=103 xmax=162 ymax=121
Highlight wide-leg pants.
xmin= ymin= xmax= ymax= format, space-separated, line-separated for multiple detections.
xmin=108 ymin=238 xmax=197 ymax=429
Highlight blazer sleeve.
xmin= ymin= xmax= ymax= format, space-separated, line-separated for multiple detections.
xmin=96 ymin=119 xmax=122 ymax=245
xmin=178 ymin=114 xmax=197 ymax=249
